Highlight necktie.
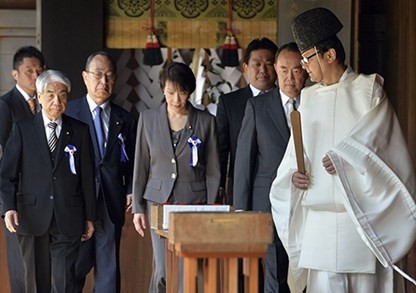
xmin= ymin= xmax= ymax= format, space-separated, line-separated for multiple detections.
xmin=47 ymin=122 xmax=58 ymax=152
xmin=287 ymin=99 xmax=296 ymax=128
xmin=258 ymin=90 xmax=266 ymax=96
xmin=27 ymin=98 xmax=36 ymax=115
xmin=93 ymin=106 xmax=106 ymax=158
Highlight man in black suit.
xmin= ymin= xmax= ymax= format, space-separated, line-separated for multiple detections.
xmin=216 ymin=38 xmax=278 ymax=205
xmin=1 ymin=69 xmax=96 ymax=293
xmin=66 ymin=51 xmax=136 ymax=293
xmin=0 ymin=45 xmax=45 ymax=293
xmin=234 ymin=43 xmax=308 ymax=293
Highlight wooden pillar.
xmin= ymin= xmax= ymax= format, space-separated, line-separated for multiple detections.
xmin=384 ymin=1 xmax=416 ymax=291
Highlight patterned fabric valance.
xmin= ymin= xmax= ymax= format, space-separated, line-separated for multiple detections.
xmin=106 ymin=0 xmax=278 ymax=49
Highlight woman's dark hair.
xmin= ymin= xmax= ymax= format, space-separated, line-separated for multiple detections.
xmin=160 ymin=62 xmax=196 ymax=94
xmin=315 ymin=35 xmax=346 ymax=65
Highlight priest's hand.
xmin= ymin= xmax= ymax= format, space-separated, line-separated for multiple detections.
xmin=322 ymin=155 xmax=336 ymax=175
xmin=292 ymin=171 xmax=309 ymax=189
xmin=133 ymin=213 xmax=146 ymax=237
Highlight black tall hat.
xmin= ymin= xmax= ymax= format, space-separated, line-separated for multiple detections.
xmin=291 ymin=7 xmax=343 ymax=52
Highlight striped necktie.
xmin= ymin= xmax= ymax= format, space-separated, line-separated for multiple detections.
xmin=47 ymin=122 xmax=58 ymax=152
xmin=27 ymin=98 xmax=36 ymax=115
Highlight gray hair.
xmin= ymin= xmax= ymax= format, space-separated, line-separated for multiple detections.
xmin=36 ymin=69 xmax=71 ymax=93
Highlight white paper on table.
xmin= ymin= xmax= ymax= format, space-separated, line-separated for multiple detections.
xmin=162 ymin=205 xmax=231 ymax=230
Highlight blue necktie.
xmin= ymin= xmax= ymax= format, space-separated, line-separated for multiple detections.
xmin=93 ymin=106 xmax=105 ymax=158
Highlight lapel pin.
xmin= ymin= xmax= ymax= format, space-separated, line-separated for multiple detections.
xmin=188 ymin=125 xmax=192 ymax=130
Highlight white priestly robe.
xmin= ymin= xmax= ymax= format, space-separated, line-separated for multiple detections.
xmin=269 ymin=67 xmax=416 ymax=292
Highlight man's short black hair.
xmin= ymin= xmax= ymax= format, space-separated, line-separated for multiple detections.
xmin=85 ymin=51 xmax=117 ymax=72
xmin=243 ymin=38 xmax=278 ymax=64
xmin=275 ymin=42 xmax=301 ymax=61
xmin=13 ymin=46 xmax=45 ymax=70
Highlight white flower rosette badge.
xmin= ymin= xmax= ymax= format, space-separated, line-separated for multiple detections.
xmin=64 ymin=144 xmax=77 ymax=175
xmin=187 ymin=136 xmax=202 ymax=167
xmin=117 ymin=133 xmax=129 ymax=162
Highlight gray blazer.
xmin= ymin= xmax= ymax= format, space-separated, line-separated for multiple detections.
xmin=132 ymin=102 xmax=220 ymax=213
xmin=233 ymin=88 xmax=290 ymax=212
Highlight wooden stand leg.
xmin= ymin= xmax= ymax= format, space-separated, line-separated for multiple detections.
xmin=243 ymin=257 xmax=258 ymax=293
xmin=203 ymin=258 xmax=217 ymax=293
xmin=226 ymin=258 xmax=238 ymax=293
xmin=166 ymin=244 xmax=171 ymax=293
xmin=221 ymin=258 xmax=228 ymax=292
xmin=183 ymin=257 xmax=198 ymax=293
xmin=166 ymin=243 xmax=179 ymax=293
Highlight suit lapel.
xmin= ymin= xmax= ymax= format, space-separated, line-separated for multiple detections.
xmin=53 ymin=115 xmax=73 ymax=172
xmin=76 ymin=97 xmax=101 ymax=162
xmin=157 ymin=103 xmax=176 ymax=156
xmin=105 ymin=103 xmax=124 ymax=160
xmin=267 ymin=89 xmax=290 ymax=141
xmin=242 ymin=86 xmax=254 ymax=99
xmin=13 ymin=87 xmax=34 ymax=116
xmin=175 ymin=103 xmax=194 ymax=156
xmin=157 ymin=103 xmax=196 ymax=157
xmin=32 ymin=113 xmax=53 ymax=170
xmin=240 ymin=86 xmax=254 ymax=112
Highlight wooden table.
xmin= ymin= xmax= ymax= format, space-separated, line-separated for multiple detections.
xmin=151 ymin=205 xmax=272 ymax=293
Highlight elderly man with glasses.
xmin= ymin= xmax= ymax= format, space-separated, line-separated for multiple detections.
xmin=66 ymin=51 xmax=137 ymax=293
xmin=269 ymin=7 xmax=416 ymax=293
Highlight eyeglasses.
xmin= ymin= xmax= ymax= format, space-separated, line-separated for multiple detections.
xmin=86 ymin=71 xmax=117 ymax=81
xmin=300 ymin=50 xmax=321 ymax=66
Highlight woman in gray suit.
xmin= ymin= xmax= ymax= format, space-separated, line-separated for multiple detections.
xmin=132 ymin=62 xmax=220 ymax=293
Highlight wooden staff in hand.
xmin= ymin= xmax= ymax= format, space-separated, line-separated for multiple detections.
xmin=290 ymin=108 xmax=305 ymax=174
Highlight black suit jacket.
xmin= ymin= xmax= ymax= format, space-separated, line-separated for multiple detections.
xmin=216 ymin=86 xmax=253 ymax=188
xmin=66 ymin=97 xmax=137 ymax=226
xmin=0 ymin=87 xmax=36 ymax=214
xmin=0 ymin=87 xmax=34 ymax=149
xmin=0 ymin=113 xmax=96 ymax=237
xmin=233 ymin=89 xmax=290 ymax=212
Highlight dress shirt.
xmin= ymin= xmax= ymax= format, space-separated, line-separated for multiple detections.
xmin=41 ymin=111 xmax=62 ymax=141
xmin=249 ymin=84 xmax=274 ymax=97
xmin=280 ymin=90 xmax=299 ymax=126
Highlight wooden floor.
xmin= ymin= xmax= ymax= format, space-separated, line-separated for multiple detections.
xmin=82 ymin=215 xmax=153 ymax=293
xmin=1 ymin=214 xmax=416 ymax=292
xmin=0 ymin=214 xmax=153 ymax=293
xmin=0 ymin=224 xmax=8 ymax=293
